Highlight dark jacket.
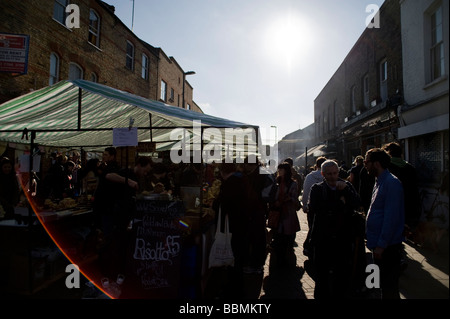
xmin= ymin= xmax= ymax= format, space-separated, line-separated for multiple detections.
xmin=309 ymin=179 xmax=361 ymax=247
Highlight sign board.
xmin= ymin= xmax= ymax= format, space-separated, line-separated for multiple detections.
xmin=113 ymin=127 xmax=138 ymax=147
xmin=0 ymin=33 xmax=30 ymax=74
xmin=19 ymin=154 xmax=41 ymax=173
xmin=136 ymin=142 xmax=156 ymax=153
xmin=123 ymin=200 xmax=187 ymax=299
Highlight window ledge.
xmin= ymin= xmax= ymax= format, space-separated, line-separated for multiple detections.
xmin=87 ymin=41 xmax=102 ymax=52
xmin=424 ymin=75 xmax=448 ymax=90
xmin=52 ymin=18 xmax=73 ymax=32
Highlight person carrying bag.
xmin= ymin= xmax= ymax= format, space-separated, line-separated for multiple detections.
xmin=209 ymin=206 xmax=234 ymax=268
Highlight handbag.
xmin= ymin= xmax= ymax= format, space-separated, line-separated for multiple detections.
xmin=208 ymin=207 xmax=235 ymax=268
xmin=267 ymin=210 xmax=280 ymax=229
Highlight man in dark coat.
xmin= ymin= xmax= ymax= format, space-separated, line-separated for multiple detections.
xmin=308 ymin=160 xmax=362 ymax=299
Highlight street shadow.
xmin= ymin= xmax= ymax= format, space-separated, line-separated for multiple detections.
xmin=260 ymin=248 xmax=307 ymax=299
xmin=399 ymin=254 xmax=449 ymax=299
xmin=405 ymin=230 xmax=449 ymax=276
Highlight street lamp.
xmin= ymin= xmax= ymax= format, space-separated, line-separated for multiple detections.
xmin=182 ymin=71 xmax=196 ymax=109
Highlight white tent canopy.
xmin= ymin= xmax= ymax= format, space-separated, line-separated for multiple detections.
xmin=0 ymin=80 xmax=260 ymax=156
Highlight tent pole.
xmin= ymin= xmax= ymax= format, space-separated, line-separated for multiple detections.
xmin=78 ymin=88 xmax=82 ymax=130
xmin=149 ymin=113 xmax=153 ymax=142
xmin=27 ymin=130 xmax=36 ymax=294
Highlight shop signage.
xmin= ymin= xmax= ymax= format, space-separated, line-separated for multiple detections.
xmin=124 ymin=200 xmax=186 ymax=298
xmin=0 ymin=33 xmax=30 ymax=74
xmin=113 ymin=127 xmax=138 ymax=147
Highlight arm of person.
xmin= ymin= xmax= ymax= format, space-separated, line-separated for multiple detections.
xmin=377 ymin=180 xmax=405 ymax=252
xmin=105 ymin=172 xmax=138 ymax=190
xmin=302 ymin=175 xmax=313 ymax=209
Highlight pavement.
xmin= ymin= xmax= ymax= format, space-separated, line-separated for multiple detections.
xmin=259 ymin=206 xmax=449 ymax=300
xmin=3 ymin=206 xmax=448 ymax=301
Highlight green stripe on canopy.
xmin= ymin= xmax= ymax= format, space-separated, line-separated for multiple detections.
xmin=0 ymin=80 xmax=259 ymax=150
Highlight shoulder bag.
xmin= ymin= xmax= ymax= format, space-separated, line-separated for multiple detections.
xmin=209 ymin=206 xmax=235 ymax=268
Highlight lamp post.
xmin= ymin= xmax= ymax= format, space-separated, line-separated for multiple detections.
xmin=270 ymin=125 xmax=278 ymax=146
xmin=182 ymin=71 xmax=196 ymax=109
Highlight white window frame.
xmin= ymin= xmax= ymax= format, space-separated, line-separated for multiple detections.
xmin=141 ymin=54 xmax=149 ymax=80
xmin=88 ymin=9 xmax=100 ymax=47
xmin=160 ymin=80 xmax=167 ymax=101
xmin=53 ymin=0 xmax=69 ymax=25
xmin=126 ymin=41 xmax=134 ymax=70
xmin=430 ymin=4 xmax=444 ymax=81
xmin=363 ymin=75 xmax=369 ymax=108
xmin=351 ymin=85 xmax=357 ymax=113
xmin=49 ymin=53 xmax=60 ymax=85
xmin=68 ymin=62 xmax=83 ymax=80
xmin=334 ymin=101 xmax=338 ymax=128
xmin=380 ymin=59 xmax=388 ymax=102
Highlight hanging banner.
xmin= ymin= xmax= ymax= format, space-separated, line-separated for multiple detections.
xmin=0 ymin=33 xmax=30 ymax=74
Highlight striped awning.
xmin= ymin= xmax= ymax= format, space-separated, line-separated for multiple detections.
xmin=0 ymin=80 xmax=258 ymax=150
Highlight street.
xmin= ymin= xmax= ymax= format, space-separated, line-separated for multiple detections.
xmin=259 ymin=207 xmax=449 ymax=300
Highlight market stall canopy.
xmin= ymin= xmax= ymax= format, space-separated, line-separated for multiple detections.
xmin=294 ymin=144 xmax=327 ymax=166
xmin=0 ymin=80 xmax=259 ymax=152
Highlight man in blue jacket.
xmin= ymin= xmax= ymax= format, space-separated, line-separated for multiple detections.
xmin=364 ymin=148 xmax=405 ymax=299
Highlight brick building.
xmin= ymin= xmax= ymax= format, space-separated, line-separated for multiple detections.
xmin=0 ymin=0 xmax=201 ymax=112
xmin=399 ymin=0 xmax=449 ymax=188
xmin=314 ymin=0 xmax=403 ymax=163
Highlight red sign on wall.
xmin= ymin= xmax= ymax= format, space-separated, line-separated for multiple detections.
xmin=0 ymin=33 xmax=30 ymax=74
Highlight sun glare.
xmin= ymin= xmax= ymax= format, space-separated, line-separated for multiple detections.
xmin=263 ymin=12 xmax=313 ymax=71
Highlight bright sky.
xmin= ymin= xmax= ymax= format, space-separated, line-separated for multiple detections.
xmin=104 ymin=0 xmax=385 ymax=145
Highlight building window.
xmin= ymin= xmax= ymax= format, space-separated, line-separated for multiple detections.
xmin=90 ymin=73 xmax=97 ymax=82
xmin=363 ymin=75 xmax=369 ymax=108
xmin=170 ymin=88 xmax=175 ymax=102
xmin=68 ymin=62 xmax=83 ymax=80
xmin=430 ymin=5 xmax=444 ymax=81
xmin=328 ymin=105 xmax=332 ymax=131
xmin=322 ymin=111 xmax=326 ymax=134
xmin=187 ymin=103 xmax=191 ymax=110
xmin=53 ymin=0 xmax=69 ymax=25
xmin=317 ymin=116 xmax=321 ymax=138
xmin=126 ymin=41 xmax=134 ymax=70
xmin=334 ymin=101 xmax=338 ymax=128
xmin=88 ymin=9 xmax=100 ymax=47
xmin=160 ymin=80 xmax=167 ymax=101
xmin=49 ymin=53 xmax=60 ymax=85
xmin=351 ymin=85 xmax=357 ymax=113
xmin=380 ymin=59 xmax=388 ymax=102
xmin=141 ymin=54 xmax=148 ymax=80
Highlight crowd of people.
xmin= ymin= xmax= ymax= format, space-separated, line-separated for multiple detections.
xmin=0 ymin=140 xmax=432 ymax=300
xmin=298 ymin=142 xmax=425 ymax=300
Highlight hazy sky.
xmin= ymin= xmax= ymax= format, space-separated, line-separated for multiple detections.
xmin=104 ymin=0 xmax=385 ymax=144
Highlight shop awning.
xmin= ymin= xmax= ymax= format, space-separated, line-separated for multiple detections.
xmin=294 ymin=144 xmax=327 ymax=165
xmin=0 ymin=80 xmax=259 ymax=151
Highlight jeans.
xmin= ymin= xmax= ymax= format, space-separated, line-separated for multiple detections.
xmin=373 ymin=243 xmax=402 ymax=299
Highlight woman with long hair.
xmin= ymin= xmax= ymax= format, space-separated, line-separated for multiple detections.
xmin=269 ymin=162 xmax=301 ymax=265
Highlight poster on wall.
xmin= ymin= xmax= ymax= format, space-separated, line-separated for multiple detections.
xmin=0 ymin=33 xmax=30 ymax=74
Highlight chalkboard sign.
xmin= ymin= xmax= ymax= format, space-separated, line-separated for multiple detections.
xmin=123 ymin=199 xmax=186 ymax=299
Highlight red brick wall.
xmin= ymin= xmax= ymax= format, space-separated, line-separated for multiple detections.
xmin=0 ymin=0 xmax=200 ymax=114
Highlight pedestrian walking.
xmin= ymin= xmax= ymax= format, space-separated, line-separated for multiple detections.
xmin=308 ymin=160 xmax=361 ymax=299
xmin=364 ymin=148 xmax=405 ymax=299
xmin=301 ymin=156 xmax=327 ymax=257
xmin=268 ymin=162 xmax=301 ymax=266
